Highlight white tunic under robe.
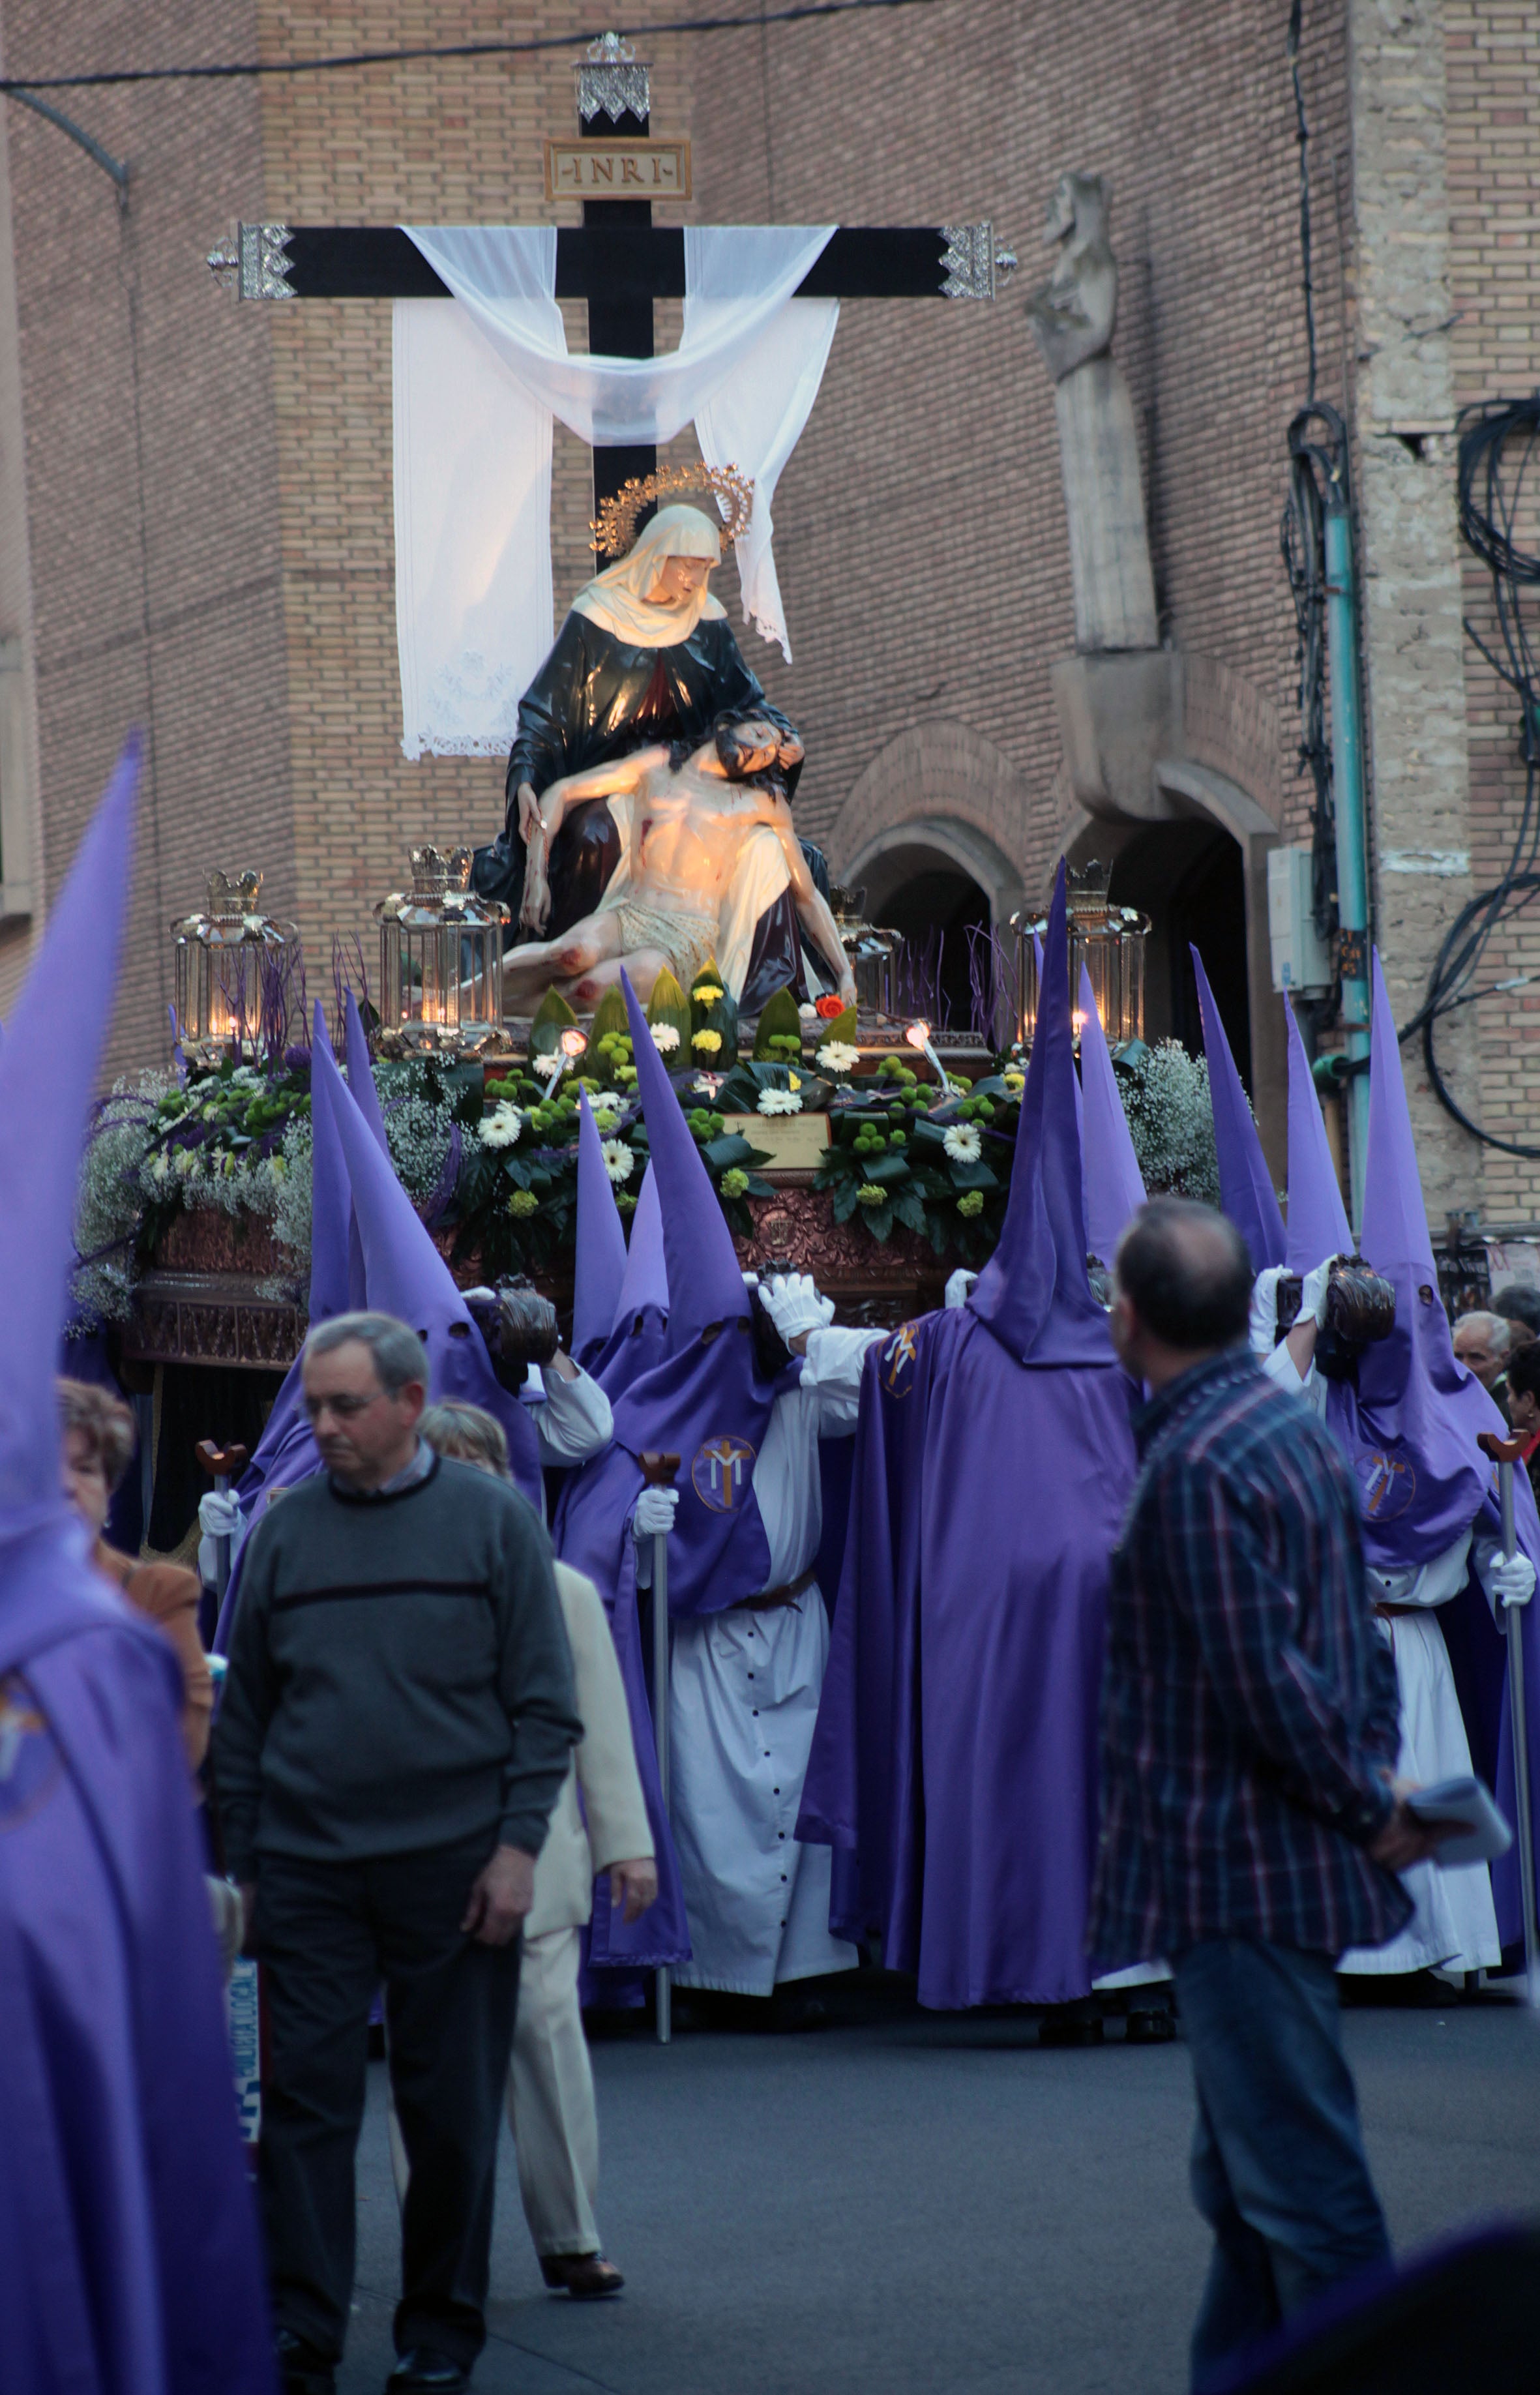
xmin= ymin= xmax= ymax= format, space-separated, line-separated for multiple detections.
xmin=669 ymin=1323 xmax=880 ymax=1995
xmin=522 ymin=1362 xmax=614 ymax=1520
xmin=1338 ymin=1528 xmax=1503 ymax=1978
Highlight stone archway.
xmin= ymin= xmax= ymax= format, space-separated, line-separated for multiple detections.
xmin=824 ymin=721 xmax=1029 ymax=1039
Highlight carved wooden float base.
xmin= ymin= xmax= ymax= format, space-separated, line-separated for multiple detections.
xmin=123 ymin=1183 xmax=953 ymax=1370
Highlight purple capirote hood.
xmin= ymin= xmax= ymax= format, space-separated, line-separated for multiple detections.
xmin=1192 ymin=945 xmax=1286 ymax=1273
xmin=621 ymin=970 xmax=749 ymax=1346
xmin=572 ymin=1088 xmax=628 ymax=1369
xmin=1077 ymin=959 xmax=1146 ymax=1265
xmin=0 ymin=734 xmax=139 ymax=1664
xmin=968 ymin=864 xmax=1113 ymax=1369
xmin=314 ymin=1035 xmax=544 ymax=1506
xmin=1325 ymin=952 xmax=1505 ymax=1569
xmin=1284 ymin=997 xmax=1352 ymax=1270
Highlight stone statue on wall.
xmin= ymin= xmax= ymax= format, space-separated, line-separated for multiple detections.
xmin=1026 ymin=173 xmax=1159 ymax=654
xmin=1024 ymin=171 xmax=1119 ymax=382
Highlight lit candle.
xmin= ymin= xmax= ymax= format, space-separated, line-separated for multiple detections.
xmin=904 ymin=1018 xmax=952 ymax=1096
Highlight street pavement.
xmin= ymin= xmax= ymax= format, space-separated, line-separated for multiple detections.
xmin=339 ymin=1984 xmax=1540 ymax=2395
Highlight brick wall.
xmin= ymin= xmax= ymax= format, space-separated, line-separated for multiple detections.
xmin=0 ymin=0 xmax=295 ymax=1078
xmin=255 ymin=2 xmax=707 ymax=996
xmin=682 ymin=0 xmax=1350 ymax=904
xmin=1445 ymin=1 xmax=1540 ymax=1217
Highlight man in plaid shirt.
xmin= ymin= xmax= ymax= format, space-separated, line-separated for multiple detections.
xmin=1091 ymin=1198 xmax=1449 ymax=2388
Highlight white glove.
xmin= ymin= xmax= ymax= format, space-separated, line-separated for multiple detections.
xmin=756 ymin=1272 xmax=834 ymax=1345
xmin=1249 ymin=1266 xmax=1288 ymax=1358
xmin=1490 ymin=1553 xmax=1535 ymax=1609
xmin=634 ymin=1487 xmax=679 ymax=1541
xmin=197 ymin=1489 xmax=246 ymax=1587
xmin=1301 ymin=1257 xmax=1337 ymax=1329
xmin=945 ymin=1268 xmax=978 ymax=1310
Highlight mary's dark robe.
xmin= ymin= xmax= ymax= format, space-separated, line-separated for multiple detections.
xmin=475 ymin=610 xmax=763 ymax=928
xmin=476 ymin=614 xmax=823 ymax=999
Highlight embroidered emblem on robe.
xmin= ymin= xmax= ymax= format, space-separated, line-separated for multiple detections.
xmin=692 ymin=1434 xmax=756 ymax=1511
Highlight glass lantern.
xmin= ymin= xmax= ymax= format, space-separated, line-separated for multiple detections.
xmin=1014 ymin=861 xmax=1149 ymax=1052
xmin=376 ymin=845 xmax=508 ymax=1055
xmin=171 ymin=869 xmax=295 ymax=1064
xmin=827 ymin=883 xmax=897 ymax=1013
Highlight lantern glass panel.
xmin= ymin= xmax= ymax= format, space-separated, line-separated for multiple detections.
xmin=376 ymin=846 xmax=507 ymax=1053
xmin=1013 ymin=863 xmax=1148 ymax=1053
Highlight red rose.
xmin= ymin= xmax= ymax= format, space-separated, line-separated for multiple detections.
xmin=815 ymin=993 xmax=845 ymax=1020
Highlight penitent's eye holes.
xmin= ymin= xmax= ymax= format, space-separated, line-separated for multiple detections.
xmin=1418 ymin=1286 xmax=1435 ymax=1306
xmin=447 ymin=1320 xmax=471 ymax=1339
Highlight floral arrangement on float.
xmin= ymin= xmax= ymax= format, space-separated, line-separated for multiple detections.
xmin=68 ymin=930 xmax=1220 ymax=1328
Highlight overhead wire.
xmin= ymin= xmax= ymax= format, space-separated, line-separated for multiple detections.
xmin=0 ymin=0 xmax=938 ymax=96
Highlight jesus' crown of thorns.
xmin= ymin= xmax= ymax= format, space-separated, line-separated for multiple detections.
xmin=589 ymin=462 xmax=754 ymax=558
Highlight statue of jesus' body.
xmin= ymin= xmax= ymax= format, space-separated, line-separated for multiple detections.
xmin=505 ymin=710 xmax=856 ymax=1012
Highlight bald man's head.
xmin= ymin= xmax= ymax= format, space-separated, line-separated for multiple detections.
xmin=1115 ymin=1198 xmax=1253 ymax=1353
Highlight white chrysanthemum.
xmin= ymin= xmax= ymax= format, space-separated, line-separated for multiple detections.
xmin=943 ymin=1122 xmax=982 ymax=1163
xmin=797 ymin=1002 xmax=820 ymax=1022
xmin=816 ymin=1041 xmax=860 ymax=1073
xmin=601 ymin=1138 xmax=635 ymax=1184
xmin=478 ymin=1102 xmax=523 ymax=1150
xmin=650 ymin=1022 xmax=680 ymax=1053
xmin=757 ymin=1087 xmax=803 ymax=1117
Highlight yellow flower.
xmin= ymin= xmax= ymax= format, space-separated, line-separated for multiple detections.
xmin=692 ymin=1028 xmax=723 ymax=1054
xmin=956 ymin=1189 xmax=984 ymax=1218
xmin=508 ymin=1189 xmax=538 ymax=1217
xmin=1003 ymin=1071 xmax=1025 ymax=1093
xmin=693 ymin=983 xmax=724 ymax=1006
xmin=857 ymin=1183 xmax=886 ymax=1207
xmin=788 ymin=1072 xmax=801 ymax=1092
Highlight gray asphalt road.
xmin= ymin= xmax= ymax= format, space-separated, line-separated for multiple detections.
xmin=338 ymin=1990 xmax=1540 ymax=2395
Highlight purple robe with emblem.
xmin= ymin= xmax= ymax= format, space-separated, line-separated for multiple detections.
xmin=0 ymin=741 xmax=273 ymax=2394
xmin=799 ymin=870 xmax=1139 ymax=2006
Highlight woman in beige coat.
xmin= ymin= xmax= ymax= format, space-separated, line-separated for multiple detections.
xmin=418 ymin=1403 xmax=656 ymax=2298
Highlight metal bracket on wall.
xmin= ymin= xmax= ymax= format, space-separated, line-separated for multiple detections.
xmin=940 ymin=223 xmax=1016 ymax=301
xmin=205 ymin=224 xmax=295 ymax=300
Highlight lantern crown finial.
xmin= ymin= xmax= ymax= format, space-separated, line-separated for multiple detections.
xmin=207 ymin=867 xmax=263 ymax=919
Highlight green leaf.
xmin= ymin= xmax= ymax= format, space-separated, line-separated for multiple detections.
xmin=703 ymin=1132 xmax=757 ymax=1172
xmin=530 ymin=987 xmax=578 ymax=1057
xmin=647 ymin=968 xmax=692 ymax=1053
xmin=891 ymin=1185 xmax=928 ymax=1236
xmin=863 ymin=1151 xmax=911 ymax=1187
xmin=745 ymin=1172 xmax=776 ymax=1196
xmin=864 ymin=1202 xmax=895 ymax=1242
xmin=947 ymin=1157 xmax=1000 ymax=1192
xmin=812 ymin=1002 xmax=858 ymax=1048
xmin=752 ymin=984 xmax=803 ymax=1060
xmin=831 ymin=1179 xmax=862 ymax=1225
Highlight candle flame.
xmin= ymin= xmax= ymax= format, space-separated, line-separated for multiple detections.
xmin=904 ymin=1020 xmax=930 ymax=1050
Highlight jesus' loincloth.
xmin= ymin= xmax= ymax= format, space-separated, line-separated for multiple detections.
xmin=612 ymin=897 xmax=720 ymax=989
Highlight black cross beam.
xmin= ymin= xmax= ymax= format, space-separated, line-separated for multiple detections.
xmin=207 ymin=89 xmax=1005 ymax=524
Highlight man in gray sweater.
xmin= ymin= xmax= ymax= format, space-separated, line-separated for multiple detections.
xmin=215 ymin=1313 xmax=581 ymax=2395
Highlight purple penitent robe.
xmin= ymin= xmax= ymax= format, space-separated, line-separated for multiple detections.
xmin=799 ymin=863 xmax=1140 ymax=2008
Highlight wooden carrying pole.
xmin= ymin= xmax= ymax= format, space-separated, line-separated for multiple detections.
xmin=638 ymin=1451 xmax=680 ymax=2044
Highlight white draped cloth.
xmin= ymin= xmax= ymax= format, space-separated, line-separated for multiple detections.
xmin=392 ymin=225 xmax=838 ymax=758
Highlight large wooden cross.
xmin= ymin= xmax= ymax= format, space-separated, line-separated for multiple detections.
xmin=207 ymin=35 xmax=1011 ymax=526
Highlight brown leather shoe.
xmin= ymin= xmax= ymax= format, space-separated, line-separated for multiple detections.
xmin=540 ymin=2252 xmax=625 ymax=2299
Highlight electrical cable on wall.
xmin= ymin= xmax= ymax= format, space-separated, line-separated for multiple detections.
xmin=1412 ymin=398 xmax=1540 ymax=1159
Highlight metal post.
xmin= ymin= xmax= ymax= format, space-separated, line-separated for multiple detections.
xmin=638 ymin=1451 xmax=679 ymax=2045
xmin=1322 ymin=494 xmax=1372 ymax=1234
xmin=1480 ymin=1433 xmax=1539 ymax=2007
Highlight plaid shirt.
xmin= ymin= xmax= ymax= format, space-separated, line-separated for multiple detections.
xmin=1089 ymin=1349 xmax=1411 ymax=1965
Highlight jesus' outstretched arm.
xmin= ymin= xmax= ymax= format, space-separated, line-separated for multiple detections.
xmin=521 ymin=745 xmax=669 ymax=932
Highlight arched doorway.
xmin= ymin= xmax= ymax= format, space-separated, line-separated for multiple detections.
xmin=1108 ymin=821 xmax=1252 ymax=1086
xmin=844 ymin=817 xmax=1024 ymax=1044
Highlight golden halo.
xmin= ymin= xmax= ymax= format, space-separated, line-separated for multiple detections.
xmin=589 ymin=462 xmax=754 ymax=559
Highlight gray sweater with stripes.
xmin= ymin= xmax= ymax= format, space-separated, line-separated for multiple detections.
xmin=214 ymin=1454 xmax=581 ymax=1881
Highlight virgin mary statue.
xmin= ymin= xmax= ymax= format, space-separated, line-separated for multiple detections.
xmin=473 ymin=505 xmax=816 ymax=989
